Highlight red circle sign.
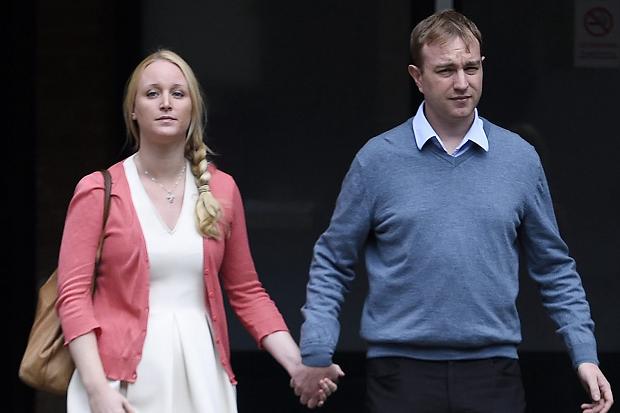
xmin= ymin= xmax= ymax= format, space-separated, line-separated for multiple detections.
xmin=584 ymin=7 xmax=614 ymax=37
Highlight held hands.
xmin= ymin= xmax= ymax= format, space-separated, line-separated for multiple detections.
xmin=578 ymin=362 xmax=614 ymax=413
xmin=290 ymin=363 xmax=345 ymax=409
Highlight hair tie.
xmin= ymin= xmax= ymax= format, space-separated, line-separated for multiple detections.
xmin=199 ymin=185 xmax=211 ymax=194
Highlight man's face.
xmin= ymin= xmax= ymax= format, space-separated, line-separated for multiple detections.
xmin=408 ymin=36 xmax=483 ymax=128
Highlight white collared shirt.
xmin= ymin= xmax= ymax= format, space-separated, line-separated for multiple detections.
xmin=412 ymin=102 xmax=489 ymax=157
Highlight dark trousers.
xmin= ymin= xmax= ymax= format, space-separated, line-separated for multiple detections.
xmin=366 ymin=357 xmax=526 ymax=413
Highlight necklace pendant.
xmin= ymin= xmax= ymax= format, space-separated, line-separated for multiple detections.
xmin=139 ymin=159 xmax=185 ymax=205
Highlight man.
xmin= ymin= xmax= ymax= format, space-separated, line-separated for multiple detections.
xmin=291 ymin=9 xmax=614 ymax=413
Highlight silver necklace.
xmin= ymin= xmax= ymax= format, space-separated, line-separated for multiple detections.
xmin=143 ymin=163 xmax=186 ymax=204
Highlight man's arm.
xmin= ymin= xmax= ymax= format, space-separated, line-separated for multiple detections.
xmin=298 ymin=157 xmax=372 ymax=398
xmin=520 ymin=162 xmax=597 ymax=366
xmin=520 ymin=161 xmax=612 ymax=412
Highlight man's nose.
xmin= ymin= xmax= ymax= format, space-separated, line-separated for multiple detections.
xmin=453 ymin=70 xmax=469 ymax=91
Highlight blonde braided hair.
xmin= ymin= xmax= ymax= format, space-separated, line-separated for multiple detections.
xmin=190 ymin=142 xmax=222 ymax=238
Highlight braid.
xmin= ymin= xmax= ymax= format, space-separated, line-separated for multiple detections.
xmin=190 ymin=142 xmax=222 ymax=238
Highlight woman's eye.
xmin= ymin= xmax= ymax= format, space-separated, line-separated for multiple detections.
xmin=146 ymin=90 xmax=159 ymax=98
xmin=172 ymin=90 xmax=185 ymax=98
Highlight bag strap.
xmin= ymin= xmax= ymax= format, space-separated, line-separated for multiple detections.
xmin=94 ymin=169 xmax=112 ymax=270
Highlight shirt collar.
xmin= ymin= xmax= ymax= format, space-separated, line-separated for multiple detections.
xmin=412 ymin=102 xmax=489 ymax=152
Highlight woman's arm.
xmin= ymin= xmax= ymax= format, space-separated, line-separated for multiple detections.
xmin=68 ymin=333 xmax=135 ymax=413
xmin=260 ymin=331 xmax=302 ymax=376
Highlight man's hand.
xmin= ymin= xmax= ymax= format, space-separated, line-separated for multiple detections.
xmin=578 ymin=362 xmax=614 ymax=413
xmin=290 ymin=363 xmax=345 ymax=409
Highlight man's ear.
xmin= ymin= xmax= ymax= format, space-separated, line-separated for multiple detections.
xmin=408 ymin=64 xmax=423 ymax=93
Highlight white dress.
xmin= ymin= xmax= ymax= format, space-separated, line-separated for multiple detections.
xmin=67 ymin=155 xmax=237 ymax=413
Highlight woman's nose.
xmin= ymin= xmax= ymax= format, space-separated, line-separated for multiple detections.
xmin=160 ymin=94 xmax=172 ymax=110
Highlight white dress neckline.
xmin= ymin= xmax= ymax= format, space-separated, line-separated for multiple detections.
xmin=126 ymin=154 xmax=193 ymax=234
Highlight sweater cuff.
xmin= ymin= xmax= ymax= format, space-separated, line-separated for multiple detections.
xmin=301 ymin=344 xmax=333 ymax=367
xmin=569 ymin=342 xmax=599 ymax=369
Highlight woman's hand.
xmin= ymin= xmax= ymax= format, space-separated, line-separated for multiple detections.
xmin=87 ymin=382 xmax=136 ymax=413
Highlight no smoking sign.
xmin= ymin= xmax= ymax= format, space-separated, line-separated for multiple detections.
xmin=584 ymin=7 xmax=614 ymax=37
xmin=575 ymin=0 xmax=619 ymax=67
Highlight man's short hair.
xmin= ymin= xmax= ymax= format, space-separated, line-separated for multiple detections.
xmin=410 ymin=9 xmax=482 ymax=68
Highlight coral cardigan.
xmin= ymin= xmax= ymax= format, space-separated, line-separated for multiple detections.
xmin=56 ymin=160 xmax=288 ymax=384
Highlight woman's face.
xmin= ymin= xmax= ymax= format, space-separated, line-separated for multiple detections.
xmin=132 ymin=60 xmax=192 ymax=144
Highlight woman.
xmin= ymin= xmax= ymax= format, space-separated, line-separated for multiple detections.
xmin=56 ymin=49 xmax=342 ymax=412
